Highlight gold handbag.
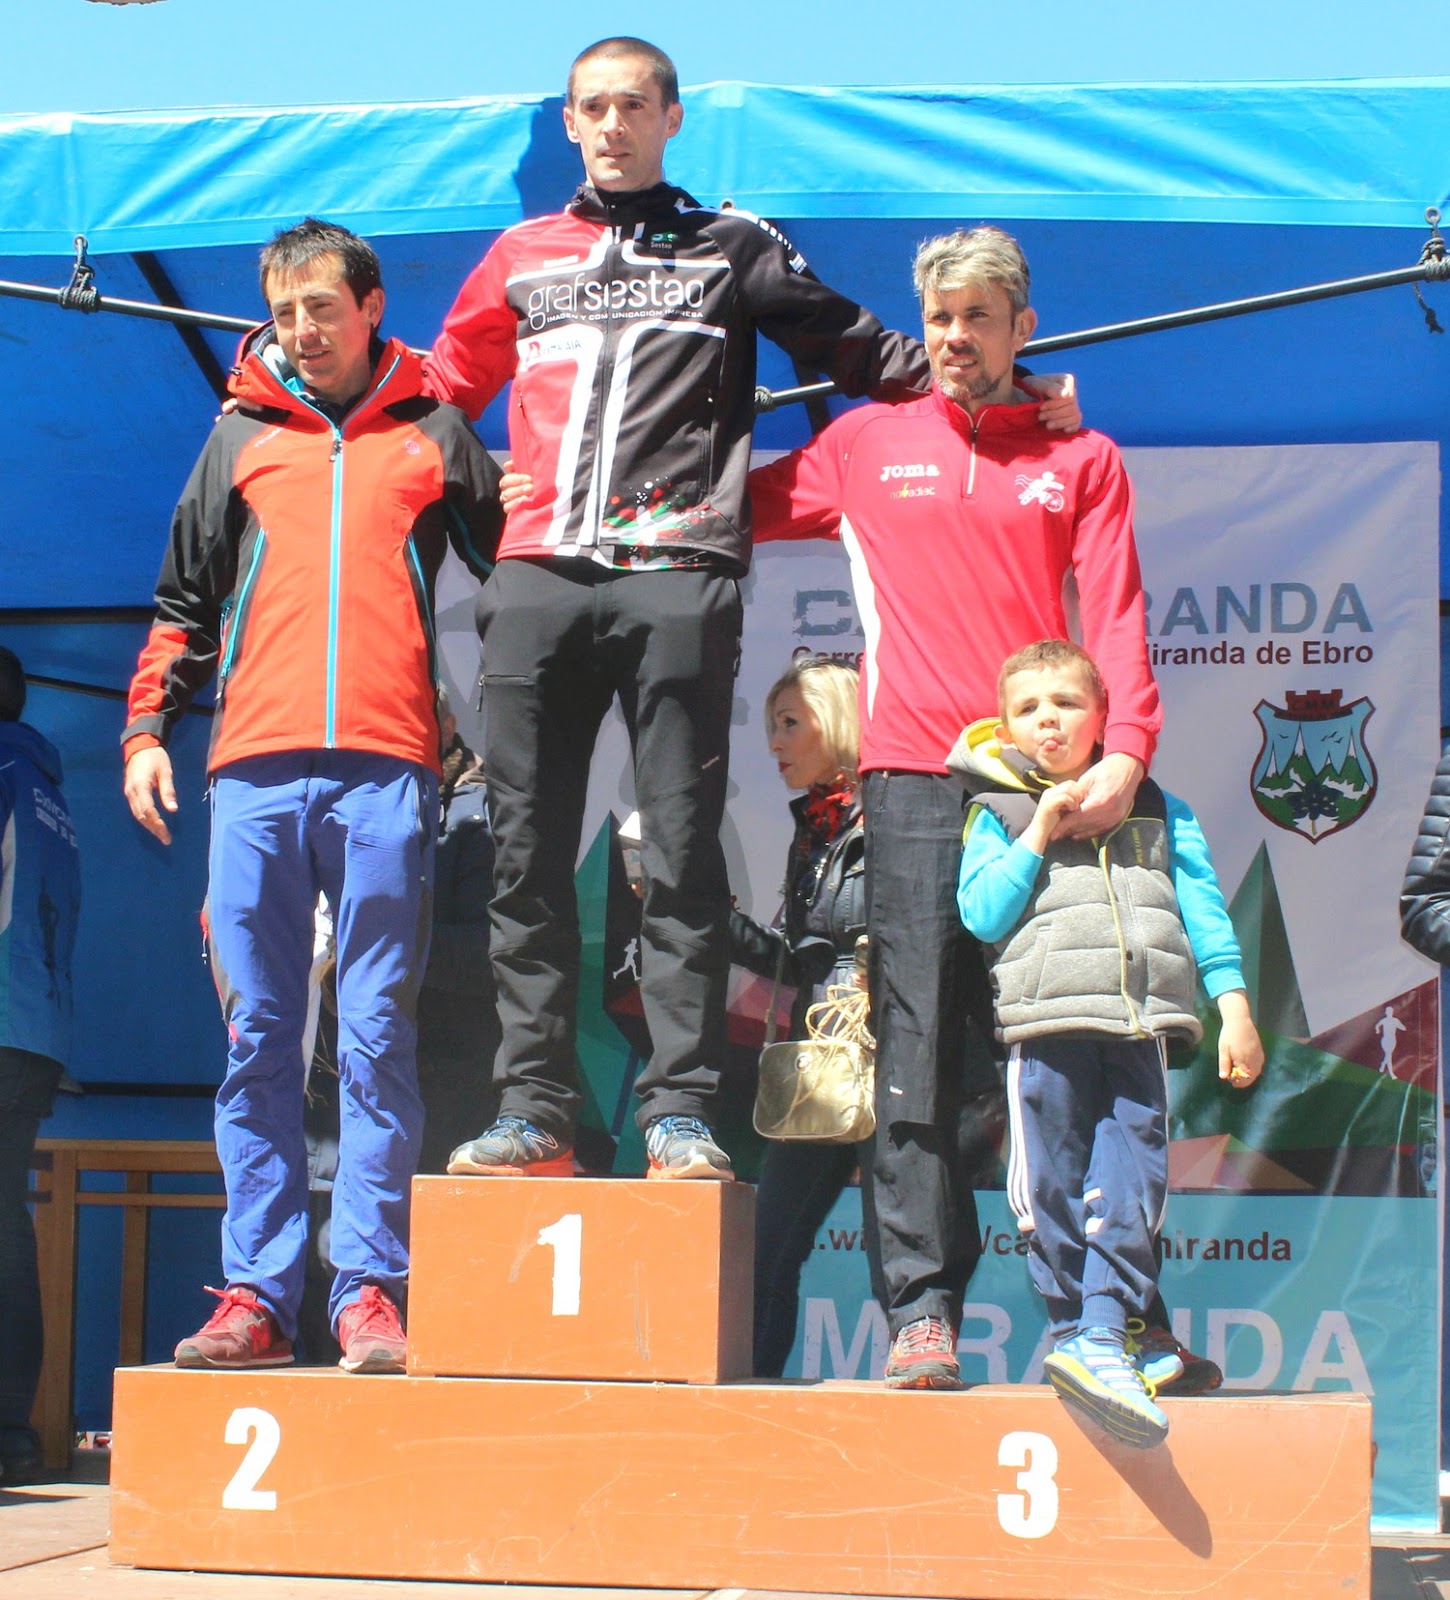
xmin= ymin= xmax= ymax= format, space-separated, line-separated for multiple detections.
xmin=753 ymin=983 xmax=876 ymax=1144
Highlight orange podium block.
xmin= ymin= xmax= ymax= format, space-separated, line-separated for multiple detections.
xmin=110 ymin=1367 xmax=1371 ymax=1599
xmin=406 ymin=1175 xmax=754 ymax=1383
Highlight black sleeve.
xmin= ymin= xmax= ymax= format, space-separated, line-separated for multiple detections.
xmin=436 ymin=406 xmax=504 ymax=579
xmin=728 ymin=906 xmax=806 ymax=987
xmin=121 ymin=420 xmax=246 ymax=748
xmin=716 ymin=212 xmax=931 ymax=402
xmin=1401 ymin=747 xmax=1450 ymax=965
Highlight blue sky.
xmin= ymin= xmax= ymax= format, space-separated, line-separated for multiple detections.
xmin=5 ymin=0 xmax=1448 ymax=114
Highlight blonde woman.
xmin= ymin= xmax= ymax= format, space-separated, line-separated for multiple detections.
xmin=729 ymin=656 xmax=880 ymax=1375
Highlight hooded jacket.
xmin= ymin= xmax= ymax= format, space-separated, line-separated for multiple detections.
xmin=425 ymin=182 xmax=929 ymax=573
xmin=123 ymin=329 xmax=502 ymax=777
xmin=0 ymin=721 xmax=81 ymax=1065
xmin=950 ymin=720 xmax=1243 ymax=1045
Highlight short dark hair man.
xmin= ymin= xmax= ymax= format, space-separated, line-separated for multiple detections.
xmin=750 ymin=225 xmax=1161 ymax=1389
xmin=123 ymin=218 xmax=501 ymax=1373
xmin=425 ymin=40 xmax=1075 ymax=1184
xmin=0 ymin=646 xmax=81 ymax=1482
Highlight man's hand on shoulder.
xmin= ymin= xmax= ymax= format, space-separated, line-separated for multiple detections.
xmin=124 ymin=745 xmax=178 ymax=846
xmin=1058 ymin=750 xmax=1143 ymax=839
xmin=1021 ymin=372 xmax=1081 ymax=433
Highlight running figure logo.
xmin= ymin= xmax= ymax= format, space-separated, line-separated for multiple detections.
xmin=1015 ymin=470 xmax=1065 ymax=511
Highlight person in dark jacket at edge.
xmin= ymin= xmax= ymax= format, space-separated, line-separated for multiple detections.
xmin=1401 ymin=748 xmax=1450 ymax=967
xmin=0 ymin=646 xmax=81 ymax=1484
xmin=428 ymin=34 xmax=1081 ymax=1189
xmin=1401 ymin=747 xmax=1450 ymax=1451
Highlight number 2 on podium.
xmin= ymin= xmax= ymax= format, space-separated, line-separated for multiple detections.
xmin=537 ymin=1212 xmax=583 ymax=1316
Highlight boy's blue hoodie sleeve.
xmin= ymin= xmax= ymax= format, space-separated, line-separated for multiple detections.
xmin=1165 ymin=792 xmax=1246 ymax=997
xmin=957 ymin=806 xmax=1045 ymax=943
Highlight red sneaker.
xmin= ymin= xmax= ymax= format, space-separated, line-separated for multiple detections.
xmin=336 ymin=1284 xmax=407 ymax=1374
xmin=884 ymin=1315 xmax=962 ymax=1390
xmin=174 ymin=1286 xmax=294 ymax=1369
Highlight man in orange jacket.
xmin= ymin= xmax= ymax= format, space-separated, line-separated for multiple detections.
xmin=123 ymin=218 xmax=500 ymax=1375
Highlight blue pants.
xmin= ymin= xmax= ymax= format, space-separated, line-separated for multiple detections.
xmin=1005 ymin=1034 xmax=1168 ymax=1341
xmin=208 ymin=752 xmax=436 ymax=1336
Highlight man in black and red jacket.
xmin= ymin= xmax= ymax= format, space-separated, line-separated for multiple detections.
xmin=429 ymin=36 xmax=1078 ymax=1184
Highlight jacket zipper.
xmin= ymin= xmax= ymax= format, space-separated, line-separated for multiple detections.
xmin=303 ymin=351 xmax=403 ymax=749
xmin=325 ymin=428 xmax=343 ymax=747
xmin=1097 ymin=831 xmax=1148 ymax=1037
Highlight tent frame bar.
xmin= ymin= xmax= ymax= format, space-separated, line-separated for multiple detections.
xmin=2 ymin=216 xmax=1446 ymax=411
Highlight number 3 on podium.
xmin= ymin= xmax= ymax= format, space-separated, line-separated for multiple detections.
xmin=997 ymin=1430 xmax=1059 ymax=1538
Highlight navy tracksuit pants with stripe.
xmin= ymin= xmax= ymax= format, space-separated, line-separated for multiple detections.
xmin=1005 ymin=1033 xmax=1168 ymax=1342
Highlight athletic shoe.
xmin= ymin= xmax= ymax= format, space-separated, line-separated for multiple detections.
xmin=174 ymin=1286 xmax=294 ymax=1370
xmin=336 ymin=1285 xmax=407 ymax=1375
xmin=446 ymin=1116 xmax=574 ymax=1176
xmin=884 ymin=1315 xmax=962 ymax=1390
xmin=1127 ymin=1319 xmax=1222 ymax=1395
xmin=1124 ymin=1318 xmax=1183 ymax=1392
xmin=644 ymin=1115 xmax=734 ymax=1180
xmin=1043 ymin=1326 xmax=1169 ymax=1448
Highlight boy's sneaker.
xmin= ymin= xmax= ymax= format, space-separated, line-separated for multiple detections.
xmin=1127 ymin=1319 xmax=1222 ymax=1395
xmin=174 ymin=1286 xmax=294 ymax=1369
xmin=1044 ymin=1326 xmax=1169 ymax=1448
xmin=336 ymin=1285 xmax=407 ymax=1374
xmin=446 ymin=1116 xmax=574 ymax=1176
xmin=644 ymin=1115 xmax=733 ymax=1180
xmin=884 ymin=1315 xmax=962 ymax=1390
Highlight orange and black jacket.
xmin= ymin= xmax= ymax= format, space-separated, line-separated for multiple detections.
xmin=123 ymin=328 xmax=502 ymax=777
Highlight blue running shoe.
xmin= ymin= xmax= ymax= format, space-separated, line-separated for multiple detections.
xmin=644 ymin=1115 xmax=733 ymax=1180
xmin=1043 ymin=1326 xmax=1169 ymax=1448
xmin=1125 ymin=1318 xmax=1185 ymax=1393
xmin=446 ymin=1117 xmax=574 ymax=1176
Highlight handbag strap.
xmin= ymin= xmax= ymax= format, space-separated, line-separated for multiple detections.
xmin=763 ymin=922 xmax=788 ymax=1047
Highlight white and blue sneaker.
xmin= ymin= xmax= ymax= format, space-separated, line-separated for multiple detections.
xmin=1043 ymin=1325 xmax=1169 ymax=1448
xmin=446 ymin=1116 xmax=574 ymax=1176
xmin=644 ymin=1115 xmax=733 ymax=1180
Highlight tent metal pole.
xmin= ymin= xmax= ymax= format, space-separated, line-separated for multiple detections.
xmin=0 ymin=276 xmax=255 ymax=334
xmin=756 ymin=253 xmax=1448 ymax=412
xmin=131 ymin=252 xmax=234 ymax=400
xmin=2 ymin=225 xmax=1444 ymax=408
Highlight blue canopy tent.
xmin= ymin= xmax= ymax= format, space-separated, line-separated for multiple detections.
xmin=2 ymin=77 xmax=1447 ymax=1442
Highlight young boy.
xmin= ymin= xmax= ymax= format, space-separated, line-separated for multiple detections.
xmin=952 ymin=639 xmax=1262 ymax=1448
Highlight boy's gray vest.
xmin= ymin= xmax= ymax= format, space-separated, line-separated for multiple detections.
xmin=970 ymin=778 xmax=1202 ymax=1046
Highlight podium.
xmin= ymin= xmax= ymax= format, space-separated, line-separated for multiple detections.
xmin=110 ymin=1176 xmax=1373 ymax=1599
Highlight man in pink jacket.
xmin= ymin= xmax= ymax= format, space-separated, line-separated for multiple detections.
xmin=750 ymin=225 xmax=1161 ymax=1389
